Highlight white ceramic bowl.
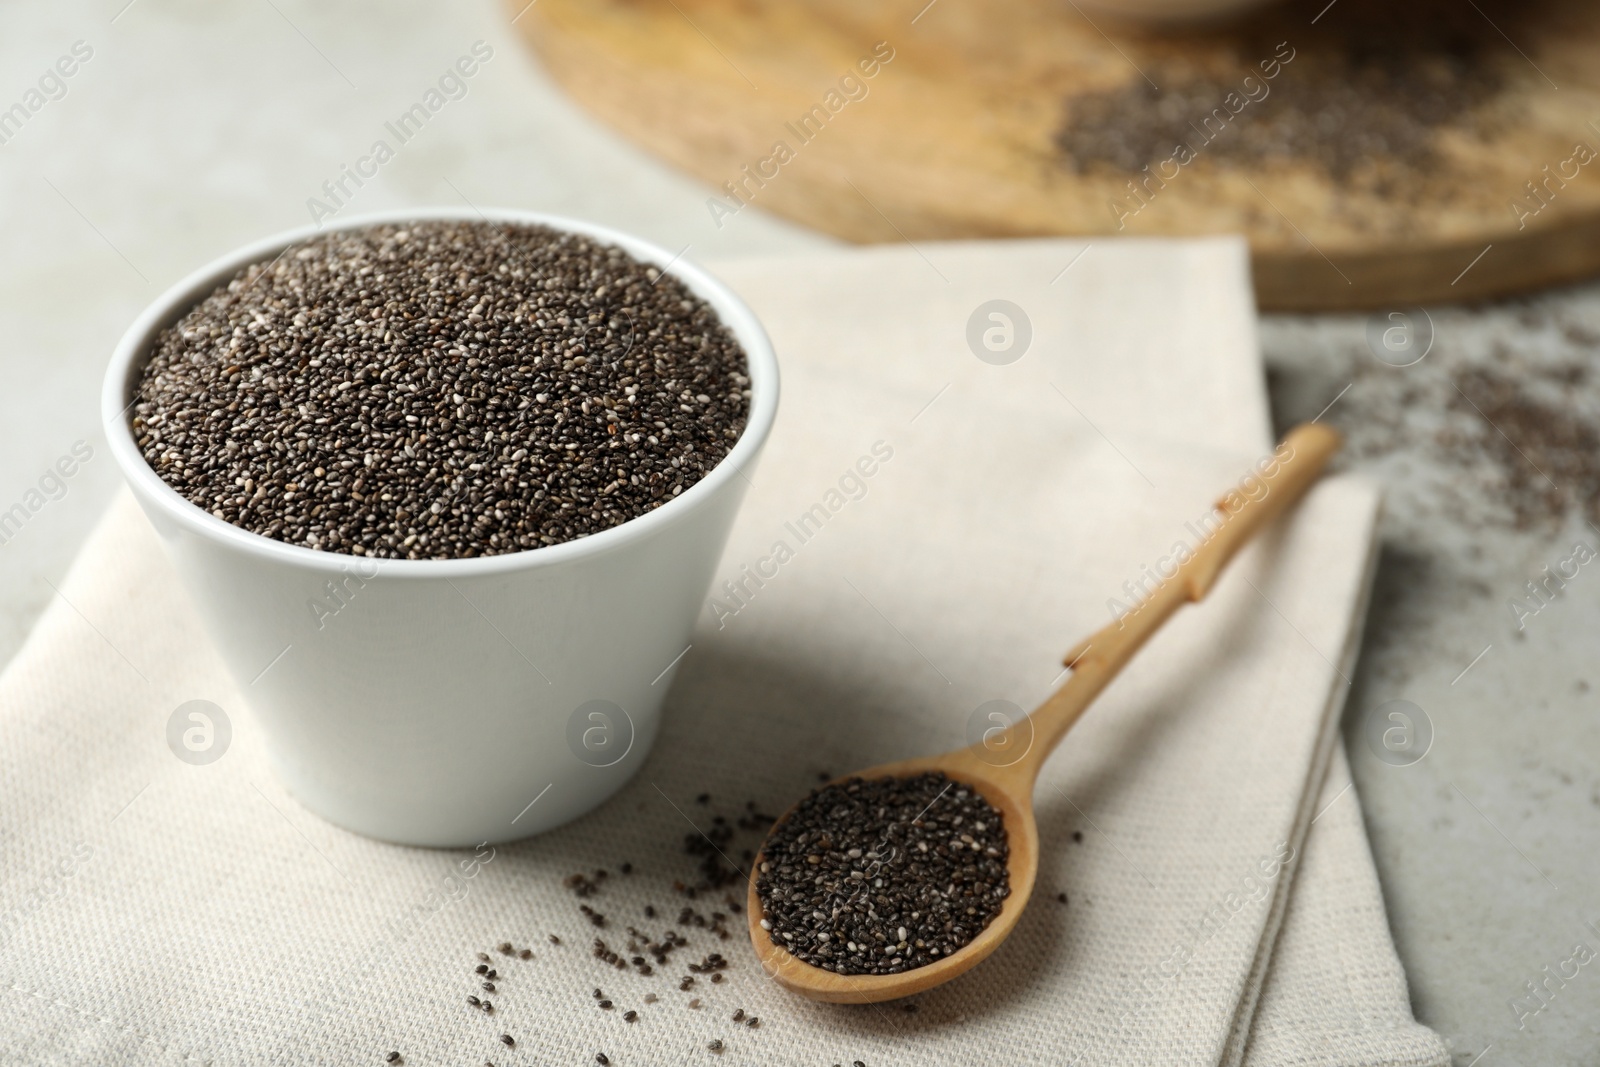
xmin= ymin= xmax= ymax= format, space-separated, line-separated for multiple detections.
xmin=103 ymin=208 xmax=778 ymax=847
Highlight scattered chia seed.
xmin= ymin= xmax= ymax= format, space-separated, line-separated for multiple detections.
xmin=707 ymin=1040 xmax=724 ymax=1053
xmin=385 ymin=1054 xmax=400 ymax=1064
xmin=518 ymin=949 xmax=533 ymax=960
xmin=467 ymin=996 xmax=480 ymax=1007
xmin=549 ymin=934 xmax=562 ymax=944
xmin=132 ymin=220 xmax=751 ymax=559
xmin=597 ymin=1055 xmax=610 ymax=1066
xmin=497 ymin=942 xmax=514 ymax=956
xmin=475 ymin=964 xmax=488 ymax=975
xmin=623 ymin=1010 xmax=638 ymax=1022
xmin=500 ymin=1035 xmax=514 ymax=1047
xmin=755 ymin=771 xmax=1009 ymax=976
xmin=482 ymin=982 xmax=495 ymax=993
xmin=599 ymin=1000 xmax=614 ymax=1010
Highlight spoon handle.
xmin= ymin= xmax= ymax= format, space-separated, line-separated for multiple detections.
xmin=1007 ymin=422 xmax=1343 ymax=785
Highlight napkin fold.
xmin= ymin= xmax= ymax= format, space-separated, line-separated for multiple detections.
xmin=0 ymin=237 xmax=1447 ymax=1067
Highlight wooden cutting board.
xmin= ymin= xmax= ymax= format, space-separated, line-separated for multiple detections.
xmin=511 ymin=0 xmax=1600 ymax=310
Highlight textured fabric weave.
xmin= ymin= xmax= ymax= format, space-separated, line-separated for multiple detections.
xmin=0 ymin=238 xmax=1447 ymax=1067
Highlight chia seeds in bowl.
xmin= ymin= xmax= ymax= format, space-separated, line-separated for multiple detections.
xmin=130 ymin=219 xmax=751 ymax=560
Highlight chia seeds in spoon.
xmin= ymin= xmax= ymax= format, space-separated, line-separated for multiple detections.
xmin=131 ymin=220 xmax=750 ymax=560
xmin=755 ymin=772 xmax=1009 ymax=976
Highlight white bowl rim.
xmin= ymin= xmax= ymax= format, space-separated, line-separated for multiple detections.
xmin=101 ymin=207 xmax=779 ymax=578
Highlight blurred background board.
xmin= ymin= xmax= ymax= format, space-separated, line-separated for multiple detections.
xmin=512 ymin=0 xmax=1600 ymax=310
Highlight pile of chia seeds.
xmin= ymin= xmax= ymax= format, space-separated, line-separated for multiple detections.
xmin=1056 ymin=0 xmax=1528 ymax=185
xmin=131 ymin=220 xmax=750 ymax=559
xmin=754 ymin=772 xmax=1010 ymax=976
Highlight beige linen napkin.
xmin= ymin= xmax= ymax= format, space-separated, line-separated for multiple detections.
xmin=0 ymin=238 xmax=1446 ymax=1067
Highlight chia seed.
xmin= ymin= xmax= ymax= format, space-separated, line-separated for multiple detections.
xmin=132 ymin=220 xmax=751 ymax=559
xmin=754 ymin=771 xmax=1009 ymax=976
xmin=1054 ymin=2 xmax=1526 ymax=187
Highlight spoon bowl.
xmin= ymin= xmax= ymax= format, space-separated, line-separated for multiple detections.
xmin=747 ymin=748 xmax=1040 ymax=1002
xmin=747 ymin=423 xmax=1342 ymax=1003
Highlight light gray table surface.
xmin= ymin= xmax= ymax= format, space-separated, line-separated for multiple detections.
xmin=1 ymin=2 xmax=1595 ymax=1065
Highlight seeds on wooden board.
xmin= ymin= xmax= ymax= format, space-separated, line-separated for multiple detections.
xmin=755 ymin=771 xmax=1010 ymax=976
xmin=133 ymin=220 xmax=751 ymax=560
xmin=1055 ymin=6 xmax=1518 ymax=184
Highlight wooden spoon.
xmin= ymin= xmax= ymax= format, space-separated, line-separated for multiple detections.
xmin=745 ymin=422 xmax=1343 ymax=1003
